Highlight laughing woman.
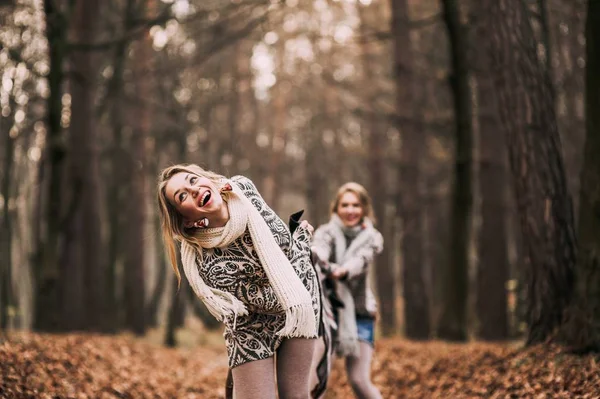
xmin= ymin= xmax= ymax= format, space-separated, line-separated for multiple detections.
xmin=157 ymin=164 xmax=320 ymax=399
xmin=311 ymin=182 xmax=384 ymax=399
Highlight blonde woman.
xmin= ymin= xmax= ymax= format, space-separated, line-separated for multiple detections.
xmin=157 ymin=164 xmax=321 ymax=399
xmin=311 ymin=182 xmax=383 ymax=399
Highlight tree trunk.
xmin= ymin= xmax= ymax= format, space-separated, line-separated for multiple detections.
xmin=426 ymin=187 xmax=449 ymax=335
xmin=558 ymin=1 xmax=586 ymax=215
xmin=64 ymin=0 xmax=105 ymax=331
xmin=146 ymin=210 xmax=167 ymax=328
xmin=104 ymin=0 xmax=136 ymax=332
xmin=474 ymin=16 xmax=510 ymax=339
xmin=358 ymin=0 xmax=396 ymax=335
xmin=390 ymin=0 xmax=430 ymax=339
xmin=263 ymin=40 xmax=287 ymax=212
xmin=228 ymin=43 xmax=241 ymax=166
xmin=123 ymin=0 xmax=152 ymax=336
xmin=438 ymin=0 xmax=473 ymax=341
xmin=165 ymin=259 xmax=186 ymax=347
xmin=562 ymin=0 xmax=600 ymax=353
xmin=0 ymin=98 xmax=16 ymax=330
xmin=305 ymin=127 xmax=329 ymax=227
xmin=537 ymin=0 xmax=553 ymax=76
xmin=478 ymin=0 xmax=576 ymax=345
xmin=34 ymin=0 xmax=69 ymax=331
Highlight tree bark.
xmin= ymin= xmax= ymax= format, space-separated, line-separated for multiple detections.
xmin=390 ymin=0 xmax=430 ymax=339
xmin=562 ymin=0 xmax=600 ymax=353
xmin=123 ymin=0 xmax=152 ymax=336
xmin=34 ymin=0 xmax=69 ymax=331
xmin=305 ymin=121 xmax=329 ymax=227
xmin=263 ymin=39 xmax=287 ymax=212
xmin=538 ymin=0 xmax=553 ymax=76
xmin=146 ymin=210 xmax=167 ymax=328
xmin=104 ymin=0 xmax=136 ymax=332
xmin=478 ymin=0 xmax=577 ymax=345
xmin=0 ymin=96 xmax=16 ymax=330
xmin=64 ymin=0 xmax=105 ymax=331
xmin=473 ymin=13 xmax=510 ymax=340
xmin=358 ymin=0 xmax=396 ymax=335
xmin=438 ymin=0 xmax=473 ymax=341
xmin=165 ymin=258 xmax=186 ymax=347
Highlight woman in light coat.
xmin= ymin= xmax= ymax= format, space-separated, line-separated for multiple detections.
xmin=311 ymin=182 xmax=383 ymax=399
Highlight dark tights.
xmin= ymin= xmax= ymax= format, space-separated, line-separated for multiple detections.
xmin=345 ymin=341 xmax=382 ymax=399
xmin=309 ymin=339 xmax=382 ymax=399
xmin=231 ymin=338 xmax=316 ymax=399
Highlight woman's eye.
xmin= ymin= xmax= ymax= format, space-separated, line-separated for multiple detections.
xmin=190 ymin=176 xmax=197 ymax=184
xmin=179 ymin=192 xmax=186 ymax=202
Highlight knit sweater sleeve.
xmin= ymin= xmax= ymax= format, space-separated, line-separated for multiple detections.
xmin=311 ymin=224 xmax=334 ymax=264
xmin=231 ymin=175 xmax=265 ymax=205
xmin=343 ymin=229 xmax=384 ymax=280
xmin=287 ymin=223 xmax=314 ymax=267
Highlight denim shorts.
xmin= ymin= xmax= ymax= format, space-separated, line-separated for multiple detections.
xmin=356 ymin=316 xmax=375 ymax=346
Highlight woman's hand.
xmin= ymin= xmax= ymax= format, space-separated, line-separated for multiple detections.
xmin=299 ymin=220 xmax=314 ymax=235
xmin=330 ymin=266 xmax=349 ymax=280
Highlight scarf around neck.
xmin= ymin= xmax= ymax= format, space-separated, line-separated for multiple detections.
xmin=180 ymin=179 xmax=317 ymax=338
xmin=329 ymin=214 xmax=375 ymax=356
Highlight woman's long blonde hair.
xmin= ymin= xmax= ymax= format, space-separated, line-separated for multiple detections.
xmin=330 ymin=182 xmax=376 ymax=224
xmin=157 ymin=164 xmax=226 ymax=285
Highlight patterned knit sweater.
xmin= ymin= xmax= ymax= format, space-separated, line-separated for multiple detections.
xmin=192 ymin=175 xmax=320 ymax=367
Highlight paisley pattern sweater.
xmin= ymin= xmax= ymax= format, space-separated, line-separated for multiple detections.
xmin=193 ymin=176 xmax=320 ymax=368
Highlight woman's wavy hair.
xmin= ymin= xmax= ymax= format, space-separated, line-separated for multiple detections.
xmin=329 ymin=182 xmax=376 ymax=225
xmin=157 ymin=164 xmax=225 ymax=285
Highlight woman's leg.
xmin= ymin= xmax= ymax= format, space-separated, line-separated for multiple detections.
xmin=276 ymin=338 xmax=317 ymax=399
xmin=231 ymin=356 xmax=277 ymax=399
xmin=308 ymin=336 xmax=334 ymax=399
xmin=308 ymin=336 xmax=325 ymax=392
xmin=345 ymin=341 xmax=382 ymax=399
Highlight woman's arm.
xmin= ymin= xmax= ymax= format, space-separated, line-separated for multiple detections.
xmin=339 ymin=230 xmax=384 ymax=280
xmin=311 ymin=225 xmax=334 ymax=264
xmin=287 ymin=221 xmax=313 ymax=265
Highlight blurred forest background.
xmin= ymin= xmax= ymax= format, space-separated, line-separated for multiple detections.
xmin=1 ymin=0 xmax=599 ymax=364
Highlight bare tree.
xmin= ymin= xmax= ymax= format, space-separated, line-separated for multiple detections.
xmin=103 ymin=0 xmax=137 ymax=332
xmin=563 ymin=0 xmax=600 ymax=353
xmin=477 ymin=0 xmax=576 ymax=344
xmin=34 ymin=0 xmax=73 ymax=331
xmin=122 ymin=0 xmax=153 ymax=336
xmin=473 ymin=8 xmax=509 ymax=340
xmin=0 ymin=87 xmax=16 ymax=330
xmin=358 ymin=0 xmax=396 ymax=335
xmin=63 ymin=0 xmax=105 ymax=331
xmin=165 ymin=271 xmax=185 ymax=347
xmin=390 ymin=0 xmax=431 ymax=339
xmin=438 ymin=0 xmax=473 ymax=341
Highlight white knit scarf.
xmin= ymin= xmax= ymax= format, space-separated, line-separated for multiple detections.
xmin=180 ymin=180 xmax=317 ymax=338
xmin=330 ymin=214 xmax=375 ymax=357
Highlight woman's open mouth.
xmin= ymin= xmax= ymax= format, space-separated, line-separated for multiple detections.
xmin=199 ymin=190 xmax=211 ymax=207
xmin=343 ymin=215 xmax=360 ymax=225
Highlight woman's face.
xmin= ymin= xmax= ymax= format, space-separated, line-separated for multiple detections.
xmin=336 ymin=191 xmax=364 ymax=227
xmin=164 ymin=172 xmax=224 ymax=227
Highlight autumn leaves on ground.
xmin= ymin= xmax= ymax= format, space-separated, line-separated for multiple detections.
xmin=2 ymin=331 xmax=599 ymax=399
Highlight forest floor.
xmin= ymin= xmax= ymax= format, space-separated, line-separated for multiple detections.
xmin=1 ymin=326 xmax=600 ymax=399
